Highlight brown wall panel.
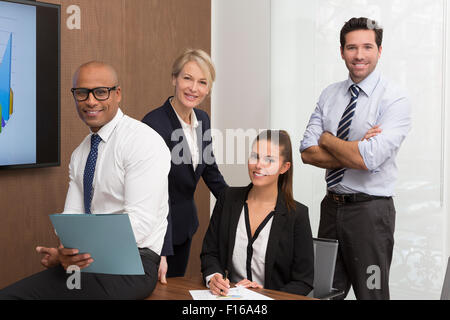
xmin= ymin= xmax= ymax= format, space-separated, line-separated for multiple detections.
xmin=0 ymin=0 xmax=211 ymax=288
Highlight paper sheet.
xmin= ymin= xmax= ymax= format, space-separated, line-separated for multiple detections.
xmin=189 ymin=287 xmax=273 ymax=300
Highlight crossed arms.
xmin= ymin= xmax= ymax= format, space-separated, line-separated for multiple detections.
xmin=301 ymin=126 xmax=381 ymax=170
xmin=300 ymin=88 xmax=411 ymax=172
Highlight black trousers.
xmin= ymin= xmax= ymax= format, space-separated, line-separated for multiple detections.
xmin=166 ymin=238 xmax=192 ymax=277
xmin=318 ymin=195 xmax=395 ymax=300
xmin=0 ymin=248 xmax=160 ymax=300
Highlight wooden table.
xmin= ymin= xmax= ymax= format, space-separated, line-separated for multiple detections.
xmin=146 ymin=276 xmax=316 ymax=300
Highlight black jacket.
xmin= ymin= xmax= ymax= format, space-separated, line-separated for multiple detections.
xmin=201 ymin=185 xmax=314 ymax=295
xmin=142 ymin=97 xmax=227 ymax=255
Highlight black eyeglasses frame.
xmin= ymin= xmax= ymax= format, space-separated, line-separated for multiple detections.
xmin=71 ymin=86 xmax=118 ymax=102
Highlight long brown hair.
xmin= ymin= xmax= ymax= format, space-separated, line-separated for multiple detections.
xmin=255 ymin=130 xmax=295 ymax=212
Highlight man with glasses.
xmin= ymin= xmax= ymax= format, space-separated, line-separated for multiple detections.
xmin=0 ymin=61 xmax=171 ymax=299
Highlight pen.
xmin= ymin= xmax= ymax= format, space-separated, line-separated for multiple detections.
xmin=220 ymin=270 xmax=228 ymax=295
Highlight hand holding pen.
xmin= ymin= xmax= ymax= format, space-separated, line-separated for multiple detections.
xmin=209 ymin=270 xmax=230 ymax=296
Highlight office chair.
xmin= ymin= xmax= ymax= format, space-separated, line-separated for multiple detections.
xmin=440 ymin=257 xmax=450 ymax=300
xmin=308 ymin=238 xmax=345 ymax=300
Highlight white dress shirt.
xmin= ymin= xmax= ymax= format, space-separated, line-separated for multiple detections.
xmin=300 ymin=70 xmax=411 ymax=196
xmin=171 ymin=103 xmax=199 ymax=171
xmin=63 ymin=108 xmax=171 ymax=255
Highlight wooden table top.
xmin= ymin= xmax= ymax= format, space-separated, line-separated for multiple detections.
xmin=146 ymin=276 xmax=315 ymax=300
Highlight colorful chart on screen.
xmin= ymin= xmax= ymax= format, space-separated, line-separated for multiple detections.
xmin=0 ymin=2 xmax=36 ymax=166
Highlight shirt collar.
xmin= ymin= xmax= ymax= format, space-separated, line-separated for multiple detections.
xmin=91 ymin=108 xmax=124 ymax=142
xmin=171 ymin=103 xmax=199 ymax=129
xmin=346 ymin=69 xmax=380 ymax=97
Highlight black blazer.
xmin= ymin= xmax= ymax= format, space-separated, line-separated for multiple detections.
xmin=142 ymin=97 xmax=227 ymax=255
xmin=201 ymin=185 xmax=314 ymax=296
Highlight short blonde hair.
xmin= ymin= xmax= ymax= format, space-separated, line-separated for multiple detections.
xmin=172 ymin=48 xmax=216 ymax=90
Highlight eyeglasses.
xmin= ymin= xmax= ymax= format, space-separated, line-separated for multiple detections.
xmin=71 ymin=86 xmax=118 ymax=102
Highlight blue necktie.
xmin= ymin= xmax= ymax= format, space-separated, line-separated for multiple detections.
xmin=84 ymin=134 xmax=102 ymax=214
xmin=326 ymin=85 xmax=360 ymax=189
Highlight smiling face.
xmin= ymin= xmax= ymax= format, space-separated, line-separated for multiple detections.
xmin=172 ymin=60 xmax=209 ymax=110
xmin=248 ymin=139 xmax=291 ymax=188
xmin=72 ymin=63 xmax=121 ymax=132
xmin=341 ymin=29 xmax=382 ymax=83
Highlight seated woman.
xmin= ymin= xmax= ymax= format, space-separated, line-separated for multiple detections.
xmin=201 ymin=130 xmax=314 ymax=296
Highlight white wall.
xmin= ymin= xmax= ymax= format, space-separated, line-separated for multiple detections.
xmin=212 ymin=0 xmax=450 ymax=300
xmin=445 ymin=1 xmax=450 ymax=290
xmin=211 ymin=0 xmax=271 ymax=186
xmin=271 ymin=0 xmax=450 ymax=300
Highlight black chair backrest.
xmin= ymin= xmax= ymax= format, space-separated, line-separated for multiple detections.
xmin=312 ymin=238 xmax=338 ymax=298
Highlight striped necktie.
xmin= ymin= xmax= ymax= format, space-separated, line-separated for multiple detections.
xmin=326 ymin=84 xmax=360 ymax=189
xmin=83 ymin=134 xmax=102 ymax=214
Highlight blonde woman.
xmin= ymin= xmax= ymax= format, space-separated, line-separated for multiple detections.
xmin=142 ymin=49 xmax=227 ymax=283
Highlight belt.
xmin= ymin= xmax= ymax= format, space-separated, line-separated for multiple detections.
xmin=138 ymin=248 xmax=161 ymax=266
xmin=326 ymin=192 xmax=390 ymax=204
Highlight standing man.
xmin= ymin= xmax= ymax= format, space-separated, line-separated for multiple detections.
xmin=300 ymin=17 xmax=411 ymax=300
xmin=0 ymin=61 xmax=171 ymax=299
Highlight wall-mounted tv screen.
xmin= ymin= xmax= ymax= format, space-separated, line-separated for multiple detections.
xmin=0 ymin=0 xmax=60 ymax=170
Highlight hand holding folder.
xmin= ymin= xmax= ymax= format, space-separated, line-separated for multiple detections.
xmin=35 ymin=245 xmax=93 ymax=270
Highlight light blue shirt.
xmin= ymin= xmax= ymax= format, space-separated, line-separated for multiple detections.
xmin=300 ymin=70 xmax=411 ymax=196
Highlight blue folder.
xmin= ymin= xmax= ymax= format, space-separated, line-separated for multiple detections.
xmin=49 ymin=214 xmax=144 ymax=275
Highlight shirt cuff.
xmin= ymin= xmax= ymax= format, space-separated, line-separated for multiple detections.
xmin=205 ymin=273 xmax=222 ymax=288
xmin=299 ymin=140 xmax=318 ymax=153
xmin=358 ymin=140 xmax=380 ymax=173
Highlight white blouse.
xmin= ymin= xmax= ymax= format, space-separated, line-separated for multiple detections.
xmin=206 ymin=204 xmax=274 ymax=287
xmin=231 ymin=205 xmax=274 ymax=286
xmin=171 ymin=104 xmax=199 ymax=171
